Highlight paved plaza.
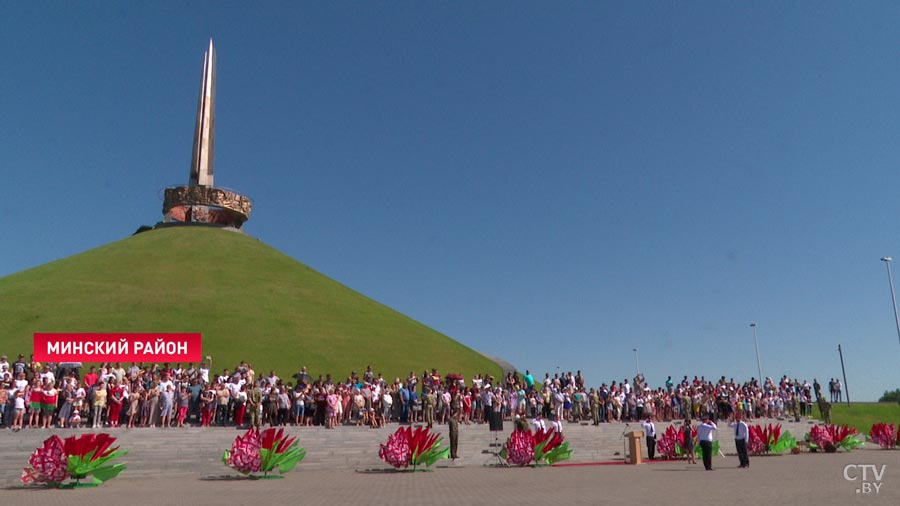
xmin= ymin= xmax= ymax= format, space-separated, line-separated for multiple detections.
xmin=2 ymin=422 xmax=898 ymax=505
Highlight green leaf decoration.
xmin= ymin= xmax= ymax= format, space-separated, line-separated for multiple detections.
xmin=694 ymin=441 xmax=719 ymax=460
xmin=272 ymin=447 xmax=306 ymax=473
xmin=533 ymin=440 xmax=549 ymax=462
xmin=839 ymin=434 xmax=864 ymax=451
xmin=91 ymin=464 xmax=126 ymax=484
xmin=421 ymin=446 xmax=450 ymax=467
xmin=87 ymin=450 xmax=128 ymax=470
xmin=543 ymin=443 xmax=572 ymax=465
xmin=410 ymin=440 xmax=449 ymax=468
xmin=259 ymin=448 xmax=274 ymax=473
xmin=67 ymin=450 xmax=129 ymax=478
xmin=769 ymin=431 xmax=797 ymax=454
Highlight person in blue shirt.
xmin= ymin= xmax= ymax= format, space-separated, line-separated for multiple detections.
xmin=399 ymin=383 xmax=410 ymax=423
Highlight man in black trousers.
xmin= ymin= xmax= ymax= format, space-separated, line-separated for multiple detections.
xmin=730 ymin=411 xmax=750 ymax=468
xmin=641 ymin=415 xmax=656 ymax=460
xmin=696 ymin=414 xmax=717 ymax=471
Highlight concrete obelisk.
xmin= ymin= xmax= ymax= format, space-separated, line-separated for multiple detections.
xmin=162 ymin=39 xmax=252 ymax=229
xmin=190 ymin=39 xmax=215 ymax=187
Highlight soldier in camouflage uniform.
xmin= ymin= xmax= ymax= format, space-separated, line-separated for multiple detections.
xmin=590 ymin=389 xmax=601 ymax=425
xmin=817 ymin=397 xmax=832 ymax=424
xmin=448 ymin=408 xmax=460 ymax=459
xmin=424 ymin=387 xmax=436 ymax=428
xmin=246 ymin=384 xmax=262 ymax=427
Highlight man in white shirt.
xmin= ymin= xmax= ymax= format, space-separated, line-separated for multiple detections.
xmin=157 ymin=372 xmax=174 ymax=393
xmin=550 ymin=413 xmax=564 ymax=435
xmin=199 ymin=363 xmax=210 ymax=384
xmin=40 ymin=366 xmax=56 ymax=385
xmin=641 ymin=416 xmax=657 ymax=460
xmin=227 ymin=375 xmax=244 ymax=419
xmin=729 ymin=411 xmax=750 ymax=468
xmin=482 ymin=388 xmax=494 ymax=424
xmin=440 ymin=390 xmax=451 ymax=423
xmin=552 ymin=389 xmax=565 ymax=421
xmin=696 ymin=415 xmax=718 ymax=471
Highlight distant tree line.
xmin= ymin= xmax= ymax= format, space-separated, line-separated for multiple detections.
xmin=879 ymin=388 xmax=900 ymax=403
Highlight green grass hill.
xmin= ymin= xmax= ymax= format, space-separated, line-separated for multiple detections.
xmin=812 ymin=402 xmax=900 ymax=434
xmin=0 ymin=227 xmax=501 ymax=382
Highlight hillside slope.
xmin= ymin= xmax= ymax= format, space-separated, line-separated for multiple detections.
xmin=0 ymin=227 xmax=501 ymax=381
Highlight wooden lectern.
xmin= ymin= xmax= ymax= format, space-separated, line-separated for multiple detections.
xmin=625 ymin=431 xmax=644 ymax=465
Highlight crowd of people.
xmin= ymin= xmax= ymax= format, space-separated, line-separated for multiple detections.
xmin=0 ymin=353 xmax=834 ymax=432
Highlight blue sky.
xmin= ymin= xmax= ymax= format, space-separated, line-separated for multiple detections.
xmin=2 ymin=2 xmax=900 ymax=400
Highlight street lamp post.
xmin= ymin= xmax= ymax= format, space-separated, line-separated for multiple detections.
xmin=750 ymin=323 xmax=763 ymax=385
xmin=880 ymin=257 xmax=900 ymax=350
xmin=632 ymin=348 xmax=640 ymax=376
xmin=838 ymin=344 xmax=851 ymax=406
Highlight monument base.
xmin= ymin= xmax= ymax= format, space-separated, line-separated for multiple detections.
xmin=162 ymin=185 xmax=252 ymax=229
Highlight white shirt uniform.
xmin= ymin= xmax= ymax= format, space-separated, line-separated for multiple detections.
xmin=696 ymin=421 xmax=717 ymax=442
xmin=729 ymin=420 xmax=749 ymax=440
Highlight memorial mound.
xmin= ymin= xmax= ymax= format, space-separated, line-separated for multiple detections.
xmin=0 ymin=227 xmax=501 ymax=380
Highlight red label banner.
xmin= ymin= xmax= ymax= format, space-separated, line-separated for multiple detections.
xmin=34 ymin=333 xmax=202 ymax=362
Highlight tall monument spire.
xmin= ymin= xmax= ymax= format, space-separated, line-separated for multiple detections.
xmin=162 ymin=40 xmax=251 ymax=230
xmin=190 ymin=39 xmax=216 ymax=187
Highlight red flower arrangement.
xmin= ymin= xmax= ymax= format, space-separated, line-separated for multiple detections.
xmin=223 ymin=427 xmax=306 ymax=478
xmin=747 ymin=424 xmax=797 ymax=455
xmin=501 ymin=428 xmax=572 ymax=466
xmin=869 ymin=423 xmax=897 ymax=449
xmin=21 ymin=436 xmax=68 ymax=485
xmin=503 ymin=429 xmax=536 ymax=466
xmin=224 ymin=428 xmax=263 ymax=474
xmin=532 ymin=428 xmax=571 ymax=465
xmin=378 ymin=426 xmax=449 ymax=471
xmin=656 ymin=425 xmax=680 ymax=459
xmin=379 ymin=428 xmax=411 ymax=468
xmin=21 ymin=434 xmax=127 ymax=488
xmin=808 ymin=424 xmax=863 ymax=452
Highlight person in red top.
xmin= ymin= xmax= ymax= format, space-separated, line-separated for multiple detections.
xmin=108 ymin=381 xmax=124 ymax=428
xmin=83 ymin=367 xmax=100 ymax=389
